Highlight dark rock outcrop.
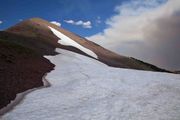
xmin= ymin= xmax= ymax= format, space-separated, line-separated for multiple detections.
xmin=0 ymin=39 xmax=54 ymax=109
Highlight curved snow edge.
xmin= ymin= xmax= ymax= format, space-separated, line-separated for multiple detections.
xmin=0 ymin=74 xmax=51 ymax=116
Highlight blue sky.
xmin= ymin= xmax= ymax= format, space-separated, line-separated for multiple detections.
xmin=0 ymin=0 xmax=130 ymax=36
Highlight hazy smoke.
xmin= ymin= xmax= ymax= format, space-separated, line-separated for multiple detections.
xmin=88 ymin=0 xmax=180 ymax=70
xmin=142 ymin=15 xmax=180 ymax=70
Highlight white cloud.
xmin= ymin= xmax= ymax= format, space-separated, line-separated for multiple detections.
xmin=0 ymin=21 xmax=3 ymax=24
xmin=87 ymin=0 xmax=180 ymax=70
xmin=64 ymin=20 xmax=74 ymax=24
xmin=19 ymin=19 xmax=23 ymax=21
xmin=96 ymin=16 xmax=101 ymax=24
xmin=75 ymin=20 xmax=83 ymax=25
xmin=64 ymin=20 xmax=92 ymax=28
xmin=82 ymin=21 xmax=92 ymax=28
xmin=50 ymin=21 xmax=61 ymax=27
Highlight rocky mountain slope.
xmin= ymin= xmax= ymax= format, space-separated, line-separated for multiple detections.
xmin=0 ymin=17 xmax=172 ymax=112
xmin=1 ymin=18 xmax=170 ymax=72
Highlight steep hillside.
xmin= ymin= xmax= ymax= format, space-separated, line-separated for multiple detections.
xmin=0 ymin=18 xmax=170 ymax=72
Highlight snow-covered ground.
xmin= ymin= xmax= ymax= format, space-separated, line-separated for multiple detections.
xmin=1 ymin=49 xmax=180 ymax=120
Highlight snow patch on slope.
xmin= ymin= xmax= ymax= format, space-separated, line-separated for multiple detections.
xmin=2 ymin=48 xmax=180 ymax=120
xmin=48 ymin=26 xmax=98 ymax=59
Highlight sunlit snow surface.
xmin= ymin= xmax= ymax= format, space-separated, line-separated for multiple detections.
xmin=2 ymin=49 xmax=180 ymax=120
xmin=48 ymin=26 xmax=98 ymax=59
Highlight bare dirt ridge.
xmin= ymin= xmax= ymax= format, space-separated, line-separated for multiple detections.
xmin=4 ymin=18 xmax=171 ymax=72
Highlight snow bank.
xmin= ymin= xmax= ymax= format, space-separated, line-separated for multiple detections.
xmin=48 ymin=26 xmax=98 ymax=59
xmin=1 ymin=49 xmax=180 ymax=120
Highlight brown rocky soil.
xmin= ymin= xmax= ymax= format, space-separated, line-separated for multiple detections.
xmin=0 ymin=39 xmax=54 ymax=109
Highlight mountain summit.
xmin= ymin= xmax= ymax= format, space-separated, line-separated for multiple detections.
xmin=0 ymin=18 xmax=169 ymax=72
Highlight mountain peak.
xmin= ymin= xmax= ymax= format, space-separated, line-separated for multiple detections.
xmin=6 ymin=17 xmax=62 ymax=38
xmin=24 ymin=17 xmax=58 ymax=27
xmin=6 ymin=17 xmax=56 ymax=32
xmin=6 ymin=17 xmax=65 ymax=37
xmin=0 ymin=18 xmax=170 ymax=72
xmin=29 ymin=17 xmax=46 ymax=21
xmin=2 ymin=18 xmax=60 ymax=55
